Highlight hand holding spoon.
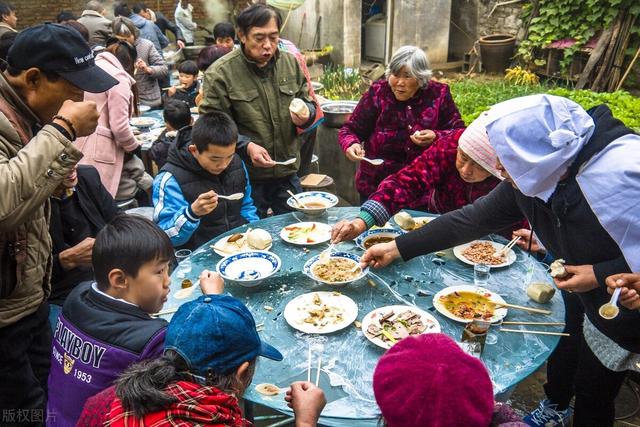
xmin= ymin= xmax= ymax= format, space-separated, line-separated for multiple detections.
xmin=599 ymin=287 xmax=622 ymax=319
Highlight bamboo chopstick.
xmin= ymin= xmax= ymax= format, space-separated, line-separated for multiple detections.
xmin=501 ymin=321 xmax=565 ymax=326
xmin=307 ymin=346 xmax=312 ymax=383
xmin=494 ymin=302 xmax=552 ymax=315
xmin=498 ymin=236 xmax=520 ymax=256
xmin=315 ymin=355 xmax=322 ymax=386
xmin=152 ymin=307 xmax=179 ymax=317
xmin=500 ymin=328 xmax=570 ymax=337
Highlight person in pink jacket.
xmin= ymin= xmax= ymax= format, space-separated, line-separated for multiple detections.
xmin=76 ymin=40 xmax=140 ymax=197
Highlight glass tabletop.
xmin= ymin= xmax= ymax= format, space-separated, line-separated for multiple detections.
xmin=162 ymin=207 xmax=564 ymax=426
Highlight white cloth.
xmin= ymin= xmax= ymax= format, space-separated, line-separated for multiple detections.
xmin=576 ymin=134 xmax=640 ymax=273
xmin=485 ymin=94 xmax=594 ymax=202
xmin=175 ymin=3 xmax=197 ymax=44
xmin=458 ymin=112 xmax=503 ymax=179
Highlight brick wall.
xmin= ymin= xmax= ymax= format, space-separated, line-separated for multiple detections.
xmin=14 ymin=0 xmax=210 ymax=32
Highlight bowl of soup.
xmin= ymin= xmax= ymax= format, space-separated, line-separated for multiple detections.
xmin=356 ymin=228 xmax=403 ymax=250
xmin=286 ymin=191 xmax=338 ymax=216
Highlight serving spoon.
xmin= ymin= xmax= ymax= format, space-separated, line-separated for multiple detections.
xmin=273 ymin=158 xmax=297 ymax=166
xmin=217 ymin=192 xmax=244 ymax=201
xmin=358 ymin=156 xmax=384 ymax=166
xmin=599 ymin=287 xmax=622 ymax=319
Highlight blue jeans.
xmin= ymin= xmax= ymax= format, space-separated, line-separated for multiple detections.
xmin=48 ymin=303 xmax=62 ymax=332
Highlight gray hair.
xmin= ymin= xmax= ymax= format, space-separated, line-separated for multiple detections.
xmin=112 ymin=16 xmax=140 ymax=39
xmin=85 ymin=1 xmax=105 ymax=13
xmin=385 ymin=46 xmax=432 ymax=87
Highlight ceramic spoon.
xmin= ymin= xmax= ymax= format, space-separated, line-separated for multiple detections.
xmin=599 ymin=287 xmax=622 ymax=319
xmin=286 ymin=190 xmax=306 ymax=208
xmin=218 ymin=192 xmax=244 ymax=201
xmin=274 ymin=158 xmax=297 ymax=166
xmin=359 ymin=157 xmax=384 ymax=166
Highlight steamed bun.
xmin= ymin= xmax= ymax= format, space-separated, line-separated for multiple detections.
xmin=393 ymin=212 xmax=415 ymax=230
xmin=247 ymin=229 xmax=272 ymax=250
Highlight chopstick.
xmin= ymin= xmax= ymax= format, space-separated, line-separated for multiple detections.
xmin=497 ymin=236 xmax=520 ymax=256
xmin=307 ymin=346 xmax=312 ymax=383
xmin=151 ymin=307 xmax=178 ymax=317
xmin=501 ymin=321 xmax=565 ymax=326
xmin=494 ymin=302 xmax=551 ymax=315
xmin=315 ymin=355 xmax=322 ymax=386
xmin=500 ymin=328 xmax=570 ymax=337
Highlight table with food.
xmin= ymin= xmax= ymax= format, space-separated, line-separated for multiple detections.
xmin=158 ymin=202 xmax=565 ymax=426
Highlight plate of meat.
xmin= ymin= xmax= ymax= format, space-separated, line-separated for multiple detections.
xmin=453 ymin=240 xmax=516 ymax=268
xmin=361 ymin=305 xmax=441 ymax=349
xmin=433 ymin=285 xmax=508 ymax=323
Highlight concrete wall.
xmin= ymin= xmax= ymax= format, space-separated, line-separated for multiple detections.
xmin=390 ymin=0 xmax=452 ymax=64
xmin=477 ymin=0 xmax=525 ymax=38
xmin=279 ymin=0 xmax=362 ymax=68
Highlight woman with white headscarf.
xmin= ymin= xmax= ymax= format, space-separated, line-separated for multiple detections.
xmin=358 ymin=94 xmax=640 ymax=427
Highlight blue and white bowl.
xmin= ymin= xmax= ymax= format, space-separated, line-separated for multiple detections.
xmin=286 ymin=191 xmax=338 ymax=216
xmin=355 ymin=228 xmax=403 ymax=250
xmin=303 ymin=251 xmax=368 ymax=286
xmin=216 ymin=251 xmax=281 ymax=287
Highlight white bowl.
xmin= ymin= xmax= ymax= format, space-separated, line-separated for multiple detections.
xmin=129 ymin=117 xmax=158 ymax=129
xmin=286 ymin=191 xmax=338 ymax=216
xmin=355 ymin=228 xmax=403 ymax=250
xmin=303 ymin=251 xmax=368 ymax=286
xmin=216 ymin=251 xmax=281 ymax=287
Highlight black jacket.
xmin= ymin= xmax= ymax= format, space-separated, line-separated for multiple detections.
xmin=49 ymin=166 xmax=119 ymax=304
xmin=161 ymin=127 xmax=248 ymax=250
xmin=396 ymin=105 xmax=640 ymax=352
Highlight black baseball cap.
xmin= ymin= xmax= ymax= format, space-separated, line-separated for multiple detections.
xmin=7 ymin=23 xmax=118 ymax=93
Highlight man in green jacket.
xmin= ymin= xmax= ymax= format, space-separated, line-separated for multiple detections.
xmin=200 ymin=4 xmax=317 ymax=218
xmin=0 ymin=24 xmax=116 ymax=424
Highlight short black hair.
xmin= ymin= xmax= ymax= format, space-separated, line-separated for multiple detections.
xmin=132 ymin=2 xmax=147 ymax=14
xmin=114 ymin=2 xmax=131 ymax=18
xmin=5 ymin=65 xmax=60 ymax=82
xmin=93 ymin=214 xmax=174 ymax=291
xmin=0 ymin=31 xmax=17 ymax=71
xmin=196 ymin=45 xmax=230 ymax=72
xmin=56 ymin=11 xmax=76 ymax=23
xmin=163 ymin=99 xmax=191 ymax=130
xmin=236 ymin=4 xmax=281 ymax=36
xmin=177 ymin=59 xmax=198 ymax=76
xmin=63 ymin=21 xmax=89 ymax=42
xmin=191 ymin=111 xmax=238 ymax=152
xmin=0 ymin=3 xmax=14 ymax=20
xmin=213 ymin=22 xmax=235 ymax=40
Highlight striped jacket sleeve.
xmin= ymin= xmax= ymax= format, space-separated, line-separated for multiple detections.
xmin=152 ymin=171 xmax=199 ymax=246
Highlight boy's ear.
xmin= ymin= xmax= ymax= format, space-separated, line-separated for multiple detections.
xmin=235 ymin=361 xmax=250 ymax=382
xmin=188 ymin=144 xmax=198 ymax=155
xmin=107 ymin=268 xmax=128 ymax=291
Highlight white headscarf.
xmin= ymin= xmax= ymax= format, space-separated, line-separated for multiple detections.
xmin=486 ymin=94 xmax=640 ymax=272
xmin=485 ymin=94 xmax=595 ymax=202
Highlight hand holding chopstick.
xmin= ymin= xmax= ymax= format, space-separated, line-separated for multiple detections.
xmin=497 ymin=236 xmax=521 ymax=257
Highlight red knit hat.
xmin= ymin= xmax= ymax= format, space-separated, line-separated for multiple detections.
xmin=373 ymin=333 xmax=494 ymax=427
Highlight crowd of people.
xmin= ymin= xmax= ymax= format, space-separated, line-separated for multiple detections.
xmin=0 ymin=0 xmax=639 ymax=426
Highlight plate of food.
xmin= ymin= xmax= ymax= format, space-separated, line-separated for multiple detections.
xmin=286 ymin=191 xmax=338 ymax=216
xmin=303 ymin=252 xmax=368 ymax=286
xmin=453 ymin=240 xmax=516 ymax=268
xmin=361 ymin=305 xmax=441 ymax=349
xmin=355 ymin=228 xmax=402 ymax=250
xmin=280 ymin=222 xmax=331 ymax=246
xmin=210 ymin=229 xmax=272 ymax=257
xmin=392 ymin=211 xmax=435 ymax=232
xmin=284 ymin=291 xmax=358 ymax=334
xmin=433 ymin=285 xmax=507 ymax=323
xmin=129 ymin=117 xmax=158 ymax=129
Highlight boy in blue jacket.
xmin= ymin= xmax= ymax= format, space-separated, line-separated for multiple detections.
xmin=152 ymin=111 xmax=259 ymax=249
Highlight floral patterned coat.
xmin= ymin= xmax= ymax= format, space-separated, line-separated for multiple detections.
xmin=338 ymin=79 xmax=464 ymax=197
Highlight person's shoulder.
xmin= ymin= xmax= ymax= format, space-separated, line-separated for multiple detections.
xmin=424 ymin=79 xmax=451 ymax=95
xmin=77 ymin=164 xmax=101 ymax=182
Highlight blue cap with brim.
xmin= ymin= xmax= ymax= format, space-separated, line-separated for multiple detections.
xmin=7 ymin=23 xmax=118 ymax=93
xmin=165 ymin=294 xmax=283 ymax=376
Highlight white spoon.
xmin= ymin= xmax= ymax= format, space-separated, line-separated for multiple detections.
xmin=274 ymin=158 xmax=297 ymax=166
xmin=218 ymin=192 xmax=244 ymax=201
xmin=359 ymin=156 xmax=384 ymax=166
xmin=599 ymin=287 xmax=622 ymax=320
xmin=319 ymin=242 xmax=336 ymax=263
xmin=287 ymin=190 xmax=306 ymax=208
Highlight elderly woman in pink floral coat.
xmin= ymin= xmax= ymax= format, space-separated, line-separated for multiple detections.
xmin=338 ymin=46 xmax=464 ymax=201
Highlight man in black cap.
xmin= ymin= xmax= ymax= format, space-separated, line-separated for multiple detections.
xmin=0 ymin=23 xmax=117 ymax=426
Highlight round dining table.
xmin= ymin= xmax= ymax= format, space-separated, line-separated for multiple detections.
xmin=160 ymin=207 xmax=565 ymax=426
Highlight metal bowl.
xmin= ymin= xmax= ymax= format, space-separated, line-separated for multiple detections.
xmin=321 ymin=101 xmax=358 ymax=128
xmin=183 ymin=45 xmax=205 ymax=61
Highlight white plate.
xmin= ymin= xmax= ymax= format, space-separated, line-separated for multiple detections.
xmin=361 ymin=305 xmax=441 ymax=349
xmin=355 ymin=228 xmax=403 ymax=250
xmin=303 ymin=252 xmax=368 ymax=286
xmin=210 ymin=232 xmax=272 ymax=257
xmin=284 ymin=291 xmax=358 ymax=334
xmin=453 ymin=240 xmax=516 ymax=268
xmin=280 ymin=222 xmax=331 ymax=245
xmin=432 ymin=285 xmax=508 ymax=323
